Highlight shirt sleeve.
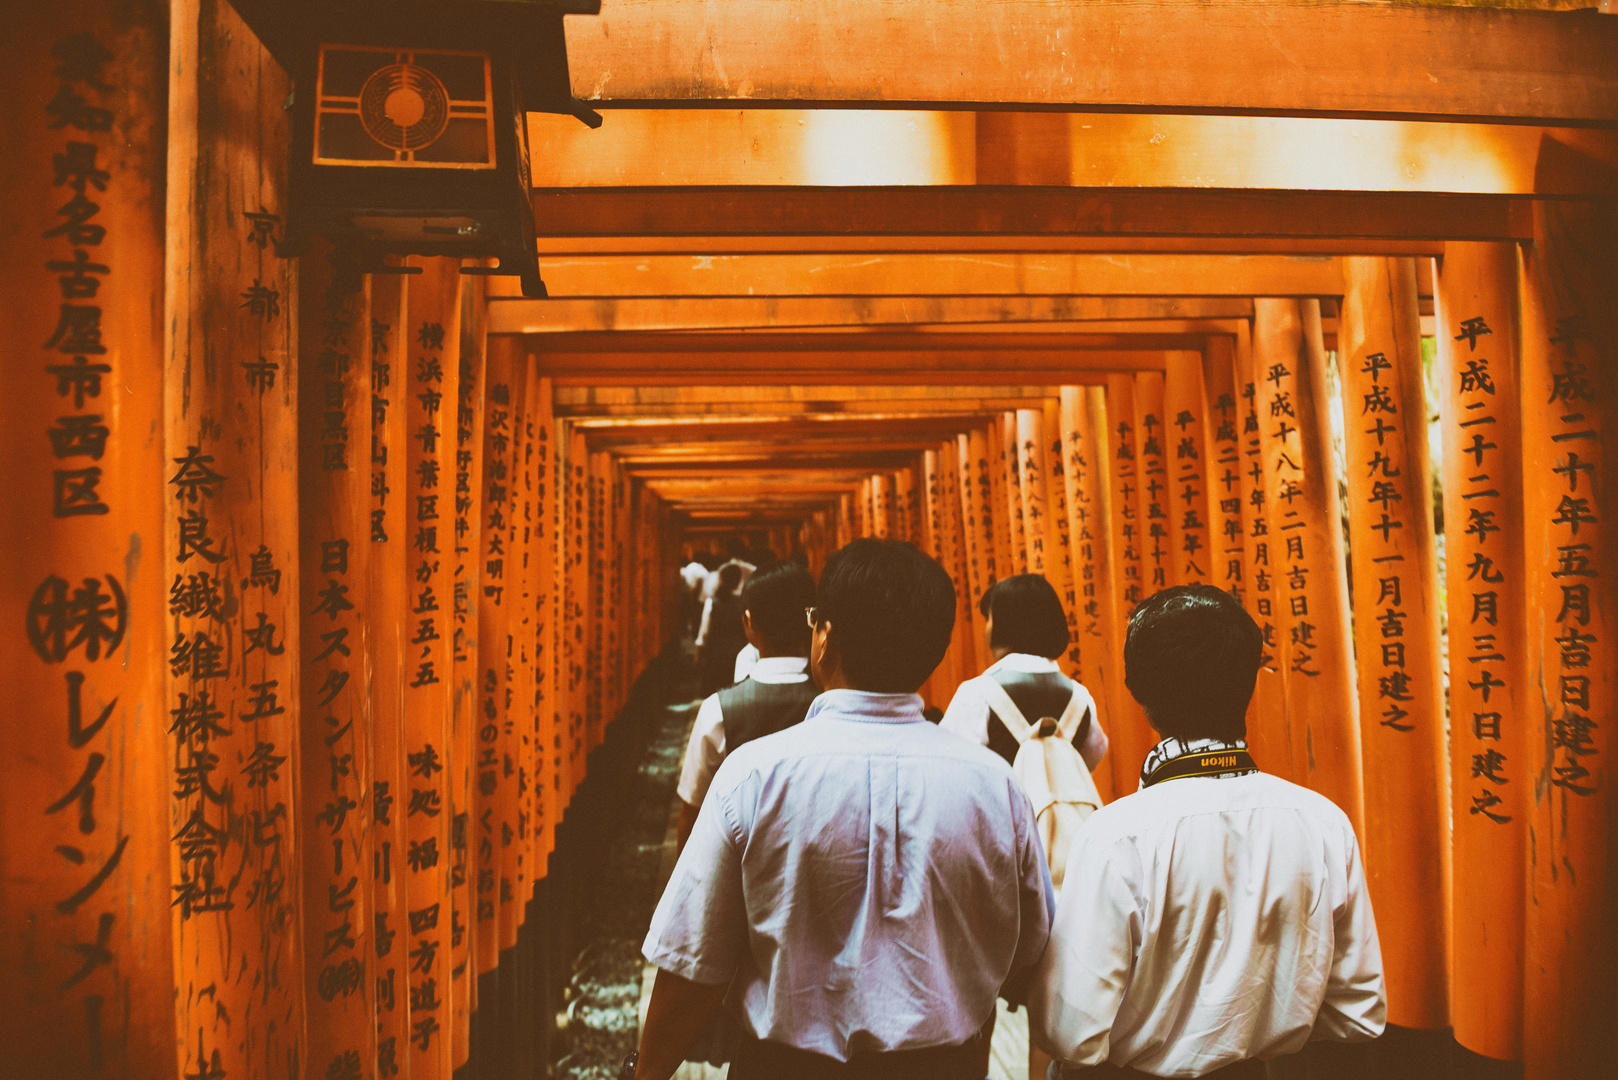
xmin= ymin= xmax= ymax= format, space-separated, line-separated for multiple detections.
xmin=1073 ymin=687 xmax=1109 ymax=772
xmin=1011 ymin=786 xmax=1056 ymax=975
xmin=695 ymin=597 xmax=714 ymax=647
xmin=643 ymin=776 xmax=749 ymax=985
xmin=1027 ymin=830 xmax=1140 ymax=1066
xmin=676 ymin=694 xmax=727 ymax=807
xmin=939 ymin=680 xmax=992 ymax=747
xmin=1312 ymin=829 xmax=1387 ymax=1043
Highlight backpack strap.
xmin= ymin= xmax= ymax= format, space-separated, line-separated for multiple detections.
xmin=971 ymin=676 xmax=1036 ymax=744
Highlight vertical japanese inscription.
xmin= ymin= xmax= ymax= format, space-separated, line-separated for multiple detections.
xmin=1134 ymin=373 xmax=1170 ymax=593
xmin=1163 ymin=353 xmax=1212 ymax=586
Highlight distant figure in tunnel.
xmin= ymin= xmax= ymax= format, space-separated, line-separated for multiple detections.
xmin=1029 ymin=585 xmax=1385 ymax=1079
xmin=694 ymin=562 xmax=748 ymax=696
xmin=631 ymin=539 xmax=1052 ymax=1080
xmin=940 ymin=572 xmax=1108 ymax=1080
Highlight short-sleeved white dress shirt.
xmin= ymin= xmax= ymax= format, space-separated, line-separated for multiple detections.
xmin=675 ymin=655 xmax=810 ymax=806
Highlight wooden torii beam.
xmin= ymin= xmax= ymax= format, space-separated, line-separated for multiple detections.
xmin=564 ymin=0 xmax=1618 ymax=124
xmin=538 ymin=350 xmax=1177 ymax=385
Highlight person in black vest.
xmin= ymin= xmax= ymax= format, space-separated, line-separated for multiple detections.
xmin=940 ymin=574 xmax=1109 ymax=772
xmin=677 ymin=560 xmax=819 ymax=849
xmin=695 ymin=562 xmax=749 ymax=697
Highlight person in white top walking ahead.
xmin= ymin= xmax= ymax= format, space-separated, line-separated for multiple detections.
xmin=1029 ymin=584 xmax=1386 ymax=1079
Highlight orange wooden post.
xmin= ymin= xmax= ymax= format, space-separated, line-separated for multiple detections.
xmin=1015 ymin=409 xmax=1052 ymax=578
xmin=1435 ymin=244 xmax=1529 ymax=1063
xmin=985 ymin=424 xmax=1017 ymax=580
xmin=1231 ymin=324 xmax=1291 ymax=780
xmin=1042 ymin=399 xmax=1081 ymax=675
xmin=1100 ymin=375 xmax=1157 ymax=789
xmin=298 ymin=243 xmax=378 ymax=1079
xmin=1518 ymin=203 xmax=1617 ymax=1078
xmin=938 ymin=442 xmax=977 ymax=691
xmin=873 ymin=472 xmax=895 ymax=539
xmin=1058 ymin=389 xmax=1118 ymax=800
xmin=955 ymin=433 xmax=994 ymax=672
xmin=837 ymin=493 xmax=854 ymax=549
xmin=0 ymin=7 xmax=176 ymax=1075
xmin=568 ymin=426 xmax=591 ymax=791
xmin=893 ymin=468 xmax=913 ymax=544
xmin=1163 ymin=353 xmax=1213 ymax=586
xmin=533 ymin=375 xmax=560 ymax=894
xmin=368 ymin=270 xmax=411 ymax=1076
xmin=401 ymin=257 xmax=461 ymax=1080
xmin=1251 ymin=299 xmax=1364 ymax=832
xmin=504 ymin=363 xmax=538 ymax=943
xmin=1339 ymin=256 xmax=1451 ymax=1031
xmin=448 ymin=275 xmax=486 ymax=1064
xmin=1001 ymin=413 xmax=1030 ymax=576
xmin=920 ymin=449 xmax=954 ymax=703
xmin=1134 ymin=371 xmax=1171 ymax=595
xmin=1201 ymin=338 xmax=1246 ymax=602
xmin=165 ymin=4 xmax=306 ymax=1074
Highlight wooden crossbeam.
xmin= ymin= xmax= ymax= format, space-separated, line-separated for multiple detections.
xmin=531 ymin=188 xmax=1532 ymax=241
xmin=487 ymin=295 xmax=1253 ymax=334
xmin=565 ymin=0 xmax=1618 ymax=124
xmin=532 ymin=237 xmax=1446 ymax=257
xmin=540 ymin=349 xmax=1170 ymax=384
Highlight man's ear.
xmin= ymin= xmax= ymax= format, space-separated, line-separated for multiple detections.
xmin=742 ymin=609 xmax=760 ymax=648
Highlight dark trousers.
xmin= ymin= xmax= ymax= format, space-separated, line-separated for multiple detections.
xmin=1055 ymin=1058 xmax=1267 ymax=1080
xmin=729 ymin=1032 xmax=983 ymax=1080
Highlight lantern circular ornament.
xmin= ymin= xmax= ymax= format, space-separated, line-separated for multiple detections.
xmin=360 ymin=62 xmax=450 ymax=152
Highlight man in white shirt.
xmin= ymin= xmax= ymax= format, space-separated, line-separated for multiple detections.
xmin=1029 ymin=584 xmax=1385 ymax=1079
xmin=633 ymin=539 xmax=1053 ymax=1080
xmin=675 ymin=561 xmax=819 ymax=849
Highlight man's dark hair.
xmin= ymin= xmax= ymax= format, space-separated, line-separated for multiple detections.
xmin=1124 ymin=585 xmax=1261 ymax=741
xmin=979 ymin=574 xmax=1069 ymax=659
xmin=716 ymin=563 xmax=745 ymax=595
xmin=743 ymin=561 xmax=816 ymax=655
xmin=817 ymin=538 xmax=956 ymax=693
xmin=697 ymin=552 xmax=722 ymax=571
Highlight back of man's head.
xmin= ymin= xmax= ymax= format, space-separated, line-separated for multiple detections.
xmin=1124 ymin=585 xmax=1261 ymax=741
xmin=717 ymin=563 xmax=745 ymax=595
xmin=818 ymin=539 xmax=956 ymax=693
xmin=743 ymin=561 xmax=816 ymax=656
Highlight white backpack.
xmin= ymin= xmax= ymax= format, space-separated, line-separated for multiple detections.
xmin=970 ymin=676 xmax=1103 ymax=893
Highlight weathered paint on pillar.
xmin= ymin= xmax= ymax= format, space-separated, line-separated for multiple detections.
xmin=1518 ymin=202 xmax=1617 ymax=1079
xmin=165 ymin=2 xmax=305 ymax=1075
xmin=401 ymin=257 xmax=461 ymax=1080
xmin=1134 ymin=372 xmax=1171 ymax=596
xmin=1059 ymin=388 xmax=1118 ymax=800
xmin=0 ymin=5 xmax=176 ymax=1076
xmin=1435 ymin=244 xmax=1529 ymax=1062
xmin=298 ymin=244 xmax=377 ymax=1080
xmin=367 ymin=270 xmax=410 ymax=1076
xmin=1163 ymin=354 xmax=1213 ymax=587
xmin=1232 ymin=324 xmax=1291 ymax=780
xmin=1101 ymin=375 xmax=1157 ymax=789
xmin=1340 ymin=256 xmax=1451 ymax=1031
xmin=1252 ymin=299 xmax=1364 ymax=830
xmin=1202 ymin=338 xmax=1246 ymax=603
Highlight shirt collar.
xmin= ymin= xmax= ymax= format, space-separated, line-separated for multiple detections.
xmin=1139 ymin=735 xmax=1251 ymax=787
xmin=750 ymin=656 xmax=810 ymax=682
xmin=805 ymin=689 xmax=926 ymax=725
xmin=984 ymin=652 xmax=1062 ymax=675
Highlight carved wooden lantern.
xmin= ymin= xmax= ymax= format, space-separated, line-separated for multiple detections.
xmin=230 ymin=0 xmax=601 ymax=297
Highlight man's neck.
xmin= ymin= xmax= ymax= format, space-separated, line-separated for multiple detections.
xmin=755 ymin=648 xmax=807 ymax=662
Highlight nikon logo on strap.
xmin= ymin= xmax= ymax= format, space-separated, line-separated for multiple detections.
xmin=1143 ymin=749 xmax=1260 ymax=788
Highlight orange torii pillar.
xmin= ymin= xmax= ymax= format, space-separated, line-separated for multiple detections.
xmin=401 ymin=258 xmax=461 ymax=1079
xmin=1163 ymin=353 xmax=1213 ymax=586
xmin=1041 ymin=399 xmax=1082 ymax=678
xmin=505 ymin=359 xmax=538 ymax=944
xmin=939 ymin=441 xmax=980 ymax=684
xmin=565 ymin=426 xmax=590 ymax=793
xmin=1435 ymin=244 xmax=1528 ymax=1064
xmin=1230 ymin=324 xmax=1291 ymax=779
xmin=298 ymin=245 xmax=378 ymax=1077
xmin=1000 ymin=414 xmax=1031 ymax=576
xmin=477 ymin=337 xmax=522 ymax=973
xmin=369 ymin=269 xmax=412 ymax=1075
xmin=1058 ymin=388 xmax=1120 ymax=800
xmin=1134 ymin=372 xmax=1171 ymax=595
xmin=894 ymin=467 xmax=918 ymax=546
xmin=921 ymin=448 xmax=960 ymax=699
xmin=872 ymin=472 xmax=895 ymax=539
xmin=166 ymin=2 xmax=306 ymax=1073
xmin=955 ymin=434 xmax=994 ymax=672
xmin=1015 ymin=409 xmax=1053 ymax=578
xmin=1339 ymin=256 xmax=1451 ymax=1032
xmin=1201 ymin=338 xmax=1246 ymax=602
xmin=1518 ymin=204 xmax=1617 ymax=1078
xmin=1100 ymin=375 xmax=1157 ymax=790
xmin=0 ymin=6 xmax=175 ymax=1075
xmin=534 ymin=376 xmax=561 ymax=893
xmin=1251 ymin=299 xmax=1363 ymax=832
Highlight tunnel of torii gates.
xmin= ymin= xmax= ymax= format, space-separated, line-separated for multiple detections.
xmin=2 ymin=1 xmax=1617 ymax=1079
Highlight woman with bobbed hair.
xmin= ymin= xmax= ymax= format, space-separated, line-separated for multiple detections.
xmin=941 ymin=574 xmax=1108 ymax=771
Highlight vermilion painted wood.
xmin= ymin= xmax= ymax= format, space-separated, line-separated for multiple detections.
xmin=1133 ymin=372 xmax=1171 ymax=595
xmin=1518 ymin=204 xmax=1617 ymax=1078
xmin=956 ymin=433 xmax=995 ymax=673
xmin=0 ymin=5 xmax=176 ymax=1075
xmin=1041 ymin=399 xmax=1081 ymax=680
xmin=998 ymin=415 xmax=1029 ymax=578
xmin=1015 ymin=410 xmax=1051 ymax=578
xmin=1162 ymin=352 xmax=1213 ymax=587
xmin=1200 ymin=338 xmax=1245 ymax=603
xmin=1339 ymin=257 xmax=1451 ymax=1032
